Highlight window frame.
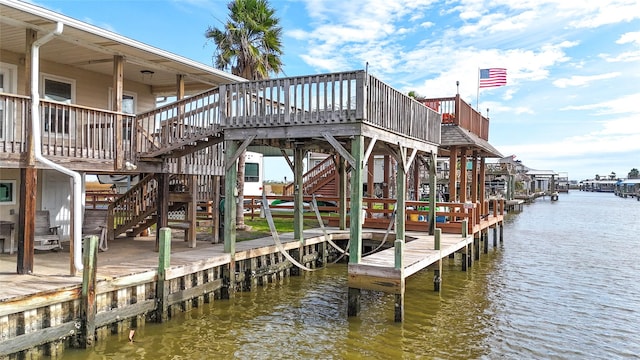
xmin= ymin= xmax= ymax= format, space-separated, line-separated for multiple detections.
xmin=40 ymin=73 xmax=76 ymax=135
xmin=0 ymin=180 xmax=16 ymax=205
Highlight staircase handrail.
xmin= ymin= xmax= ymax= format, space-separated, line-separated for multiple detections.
xmin=283 ymin=154 xmax=336 ymax=195
xmin=107 ymin=173 xmax=158 ymax=238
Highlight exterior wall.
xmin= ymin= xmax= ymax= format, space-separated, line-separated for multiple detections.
xmin=0 ymin=49 xmax=156 ymax=112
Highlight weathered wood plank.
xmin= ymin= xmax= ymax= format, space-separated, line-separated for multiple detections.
xmin=0 ymin=321 xmax=77 ymax=357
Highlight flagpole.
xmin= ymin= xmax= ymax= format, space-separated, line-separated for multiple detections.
xmin=476 ymin=67 xmax=480 ymax=111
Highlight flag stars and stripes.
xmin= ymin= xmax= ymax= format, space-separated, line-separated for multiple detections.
xmin=479 ymin=68 xmax=507 ymax=88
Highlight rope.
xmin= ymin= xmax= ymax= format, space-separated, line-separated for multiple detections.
xmin=362 ymin=204 xmax=396 ymax=256
xmin=310 ymin=195 xmax=350 ymax=263
xmin=262 ymin=192 xmax=318 ymax=272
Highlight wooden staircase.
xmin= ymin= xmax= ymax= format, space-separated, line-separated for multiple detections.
xmin=107 ymin=174 xmax=193 ymax=239
xmin=284 ymin=155 xmax=339 ymax=196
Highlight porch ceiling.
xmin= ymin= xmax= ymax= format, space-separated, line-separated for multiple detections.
xmin=0 ymin=1 xmax=246 ymax=95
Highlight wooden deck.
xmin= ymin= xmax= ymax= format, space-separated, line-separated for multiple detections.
xmin=348 ymin=231 xmax=473 ymax=294
xmin=0 ymin=227 xmax=350 ymax=303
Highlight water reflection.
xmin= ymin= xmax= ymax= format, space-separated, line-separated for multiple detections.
xmin=66 ymin=192 xmax=640 ymax=359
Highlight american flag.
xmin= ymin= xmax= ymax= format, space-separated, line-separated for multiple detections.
xmin=479 ymin=68 xmax=507 ymax=88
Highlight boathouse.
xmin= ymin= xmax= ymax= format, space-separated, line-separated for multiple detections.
xmin=0 ymin=1 xmax=507 ymax=356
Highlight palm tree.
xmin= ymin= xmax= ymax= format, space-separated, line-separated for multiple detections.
xmin=628 ymin=168 xmax=639 ymax=179
xmin=609 ymin=172 xmax=616 ymax=180
xmin=206 ymin=0 xmax=283 ymax=229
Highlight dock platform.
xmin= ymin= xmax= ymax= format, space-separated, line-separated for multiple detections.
xmin=348 ymin=231 xmax=472 ymax=294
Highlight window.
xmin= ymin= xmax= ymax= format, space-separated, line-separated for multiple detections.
xmin=0 ymin=73 xmax=4 ymax=139
xmin=0 ymin=180 xmax=16 ymax=205
xmin=245 ymin=163 xmax=260 ymax=182
xmin=42 ymin=76 xmax=74 ymax=134
xmin=0 ymin=63 xmax=18 ymax=140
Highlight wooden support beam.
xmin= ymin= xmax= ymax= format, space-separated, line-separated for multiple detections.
xmin=471 ymin=151 xmax=479 ymax=203
xmin=460 ymin=149 xmax=468 ymax=203
xmin=187 ymin=175 xmax=197 ymax=248
xmin=348 ymin=135 xmax=364 ymax=264
xmin=156 ymin=228 xmax=171 ymax=323
xmin=394 ymin=150 xmax=406 ymax=249
xmin=212 ymin=176 xmax=221 ymax=244
xmin=224 ymin=140 xmax=238 ymax=254
xmin=428 ymin=152 xmax=437 ymax=235
xmin=364 ymin=136 xmax=377 ymax=164
xmin=347 ymin=287 xmax=361 ymax=317
xmin=293 ymin=146 xmax=304 ymax=243
xmin=322 ymin=132 xmax=356 ymax=167
xmin=280 ymin=149 xmax=294 ymax=172
xmin=80 ymin=235 xmax=98 ymax=347
xmin=17 ymin=168 xmax=36 ymax=274
xmin=449 ymin=146 xmax=458 ymax=202
xmin=339 ymin=156 xmax=347 ymax=230
xmin=155 ymin=173 xmax=169 ymax=252
xmin=113 ymin=55 xmax=124 ymax=170
xmin=225 ymin=135 xmax=256 ymax=171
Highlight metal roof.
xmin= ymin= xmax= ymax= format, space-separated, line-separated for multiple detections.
xmin=0 ymin=0 xmax=246 ymax=95
xmin=439 ymin=124 xmax=503 ymax=158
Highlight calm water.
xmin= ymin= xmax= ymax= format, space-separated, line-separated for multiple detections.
xmin=66 ymin=191 xmax=640 ymax=359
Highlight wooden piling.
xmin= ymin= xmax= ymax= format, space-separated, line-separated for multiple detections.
xmin=156 ymin=228 xmax=171 ymax=323
xmin=80 ymin=235 xmax=98 ymax=348
xmin=347 ymin=287 xmax=360 ymax=317
xmin=434 ymin=228 xmax=442 ymax=292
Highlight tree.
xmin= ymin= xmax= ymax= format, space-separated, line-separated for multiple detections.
xmin=206 ymin=0 xmax=283 ymax=230
xmin=609 ymin=171 xmax=616 ymax=180
xmin=628 ymin=168 xmax=639 ymax=179
xmin=595 ymin=174 xmax=600 ymax=180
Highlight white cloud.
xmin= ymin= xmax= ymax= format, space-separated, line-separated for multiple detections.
xmin=553 ymin=72 xmax=621 ymax=88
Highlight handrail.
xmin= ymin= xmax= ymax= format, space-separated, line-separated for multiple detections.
xmin=283 ymin=154 xmax=337 ymax=195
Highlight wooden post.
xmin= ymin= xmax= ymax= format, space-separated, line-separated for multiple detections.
xmin=224 ymin=140 xmax=238 ymax=254
xmin=348 ymin=135 xmax=364 ymax=264
xmin=395 ymin=155 xmax=406 ymax=251
xmin=484 ymin=229 xmax=490 ymax=253
xmin=434 ymin=263 xmax=442 ymax=292
xmin=434 ymin=228 xmax=442 ymax=292
xmin=187 ymin=175 xmax=197 ymax=248
xmin=113 ymin=55 xmax=124 ymax=170
xmin=428 ymin=152 xmax=437 ymax=235
xmin=474 ymin=234 xmax=480 ymax=260
xmin=412 ymin=161 xmax=420 ymax=201
xmin=18 ymin=30 xmax=37 ymax=275
xmin=212 ymin=175 xmax=221 ymax=244
xmin=17 ymin=168 xmax=36 ymax=274
xmin=156 ymin=228 xmax=171 ymax=323
xmin=155 ymin=173 xmax=169 ymax=252
xmin=394 ymin=287 xmax=404 ymax=322
xmin=347 ymin=287 xmax=360 ymax=317
xmin=293 ymin=146 xmax=304 ymax=243
xmin=500 ymin=224 xmax=504 ymax=243
xmin=471 ymin=152 xmax=478 ymax=203
xmin=383 ymin=155 xmax=391 ymax=214
xmin=338 ymin=156 xmax=347 ymax=230
xmin=448 ymin=146 xmax=458 ymax=202
xmin=80 ymin=235 xmax=98 ymax=348
xmin=459 ymin=150 xmax=468 ymax=203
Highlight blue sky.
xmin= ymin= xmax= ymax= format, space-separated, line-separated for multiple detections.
xmin=32 ymin=0 xmax=640 ymax=181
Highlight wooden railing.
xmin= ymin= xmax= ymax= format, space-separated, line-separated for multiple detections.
xmin=135 ymin=89 xmax=223 ymax=156
xmin=0 ymin=93 xmax=136 ymax=164
xmin=220 ymin=71 xmax=441 ymax=144
xmin=107 ymin=173 xmax=158 ymax=239
xmin=244 ymin=195 xmax=505 ymax=235
xmin=283 ymin=154 xmax=337 ymax=195
xmin=420 ymin=95 xmax=489 ymax=141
